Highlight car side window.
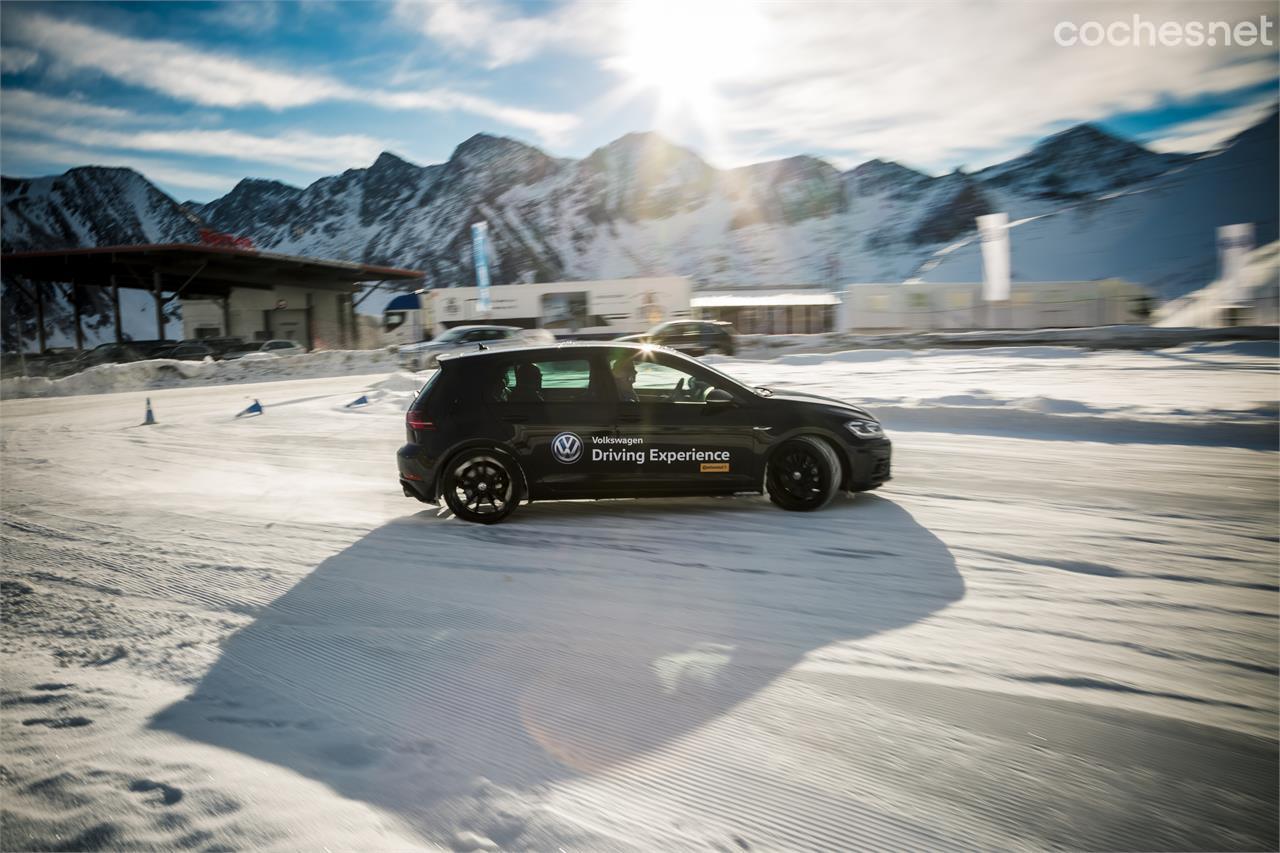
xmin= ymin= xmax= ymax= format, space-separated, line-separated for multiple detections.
xmin=611 ymin=354 xmax=723 ymax=404
xmin=488 ymin=358 xmax=601 ymax=404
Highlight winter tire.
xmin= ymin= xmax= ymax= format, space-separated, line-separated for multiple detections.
xmin=766 ymin=436 xmax=841 ymax=511
xmin=442 ymin=449 xmax=520 ymax=523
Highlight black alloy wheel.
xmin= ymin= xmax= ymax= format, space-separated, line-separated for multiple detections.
xmin=766 ymin=436 xmax=841 ymax=511
xmin=442 ymin=451 xmax=519 ymax=523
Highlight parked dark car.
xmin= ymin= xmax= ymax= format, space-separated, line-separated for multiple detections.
xmin=154 ymin=343 xmax=215 ymax=361
xmin=398 ymin=342 xmax=890 ymax=523
xmin=616 ymin=320 xmax=737 ymax=356
xmin=193 ymin=337 xmax=246 ymax=358
xmin=62 ymin=340 xmax=172 ymax=370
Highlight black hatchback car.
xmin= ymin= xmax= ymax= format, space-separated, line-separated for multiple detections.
xmin=398 ymin=342 xmax=890 ymax=523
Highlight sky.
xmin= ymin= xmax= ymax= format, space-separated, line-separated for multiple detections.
xmin=1 ymin=0 xmax=1276 ymax=202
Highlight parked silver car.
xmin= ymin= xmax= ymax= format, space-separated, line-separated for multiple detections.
xmin=221 ymin=340 xmax=306 ymax=360
xmin=397 ymin=325 xmax=555 ymax=371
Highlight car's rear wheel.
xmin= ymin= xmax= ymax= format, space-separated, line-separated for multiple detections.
xmin=766 ymin=436 xmax=841 ymax=511
xmin=442 ymin=450 xmax=519 ymax=523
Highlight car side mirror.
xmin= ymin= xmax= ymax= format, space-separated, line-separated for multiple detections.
xmin=705 ymin=388 xmax=735 ymax=407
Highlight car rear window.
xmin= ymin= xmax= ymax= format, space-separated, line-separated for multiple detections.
xmin=489 ymin=358 xmax=598 ymax=403
xmin=409 ymin=368 xmax=442 ymax=411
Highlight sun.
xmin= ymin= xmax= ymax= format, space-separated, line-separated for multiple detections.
xmin=613 ymin=0 xmax=764 ymax=104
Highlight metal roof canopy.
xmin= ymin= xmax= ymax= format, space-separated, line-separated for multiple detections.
xmin=2 ymin=243 xmax=424 ymax=352
xmin=2 ymin=243 xmax=422 ymax=298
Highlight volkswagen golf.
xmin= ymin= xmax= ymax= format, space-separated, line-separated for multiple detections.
xmin=397 ymin=342 xmax=891 ymax=523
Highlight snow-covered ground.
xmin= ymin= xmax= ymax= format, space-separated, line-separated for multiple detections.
xmin=2 ymin=346 xmax=1277 ymax=850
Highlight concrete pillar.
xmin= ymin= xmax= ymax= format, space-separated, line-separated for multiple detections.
xmin=34 ymin=281 xmax=46 ymax=353
xmin=337 ymin=293 xmax=348 ymax=349
xmin=304 ymin=292 xmax=314 ymax=351
xmin=72 ymin=283 xmax=84 ymax=351
xmin=152 ymin=271 xmax=165 ymax=340
xmin=348 ymin=293 xmax=359 ymax=349
xmin=111 ymin=275 xmax=123 ymax=343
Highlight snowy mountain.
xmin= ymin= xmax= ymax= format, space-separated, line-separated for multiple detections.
xmin=3 ymin=114 xmax=1276 ymax=307
xmin=2 ymin=167 xmax=198 ymax=249
xmin=975 ymin=123 xmax=1192 ymax=200
xmin=919 ymin=113 xmax=1280 ymax=295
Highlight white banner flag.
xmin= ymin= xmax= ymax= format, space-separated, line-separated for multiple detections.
xmin=471 ymin=221 xmax=492 ymax=316
xmin=977 ymin=212 xmax=1010 ymax=302
xmin=1217 ymin=223 xmax=1254 ymax=307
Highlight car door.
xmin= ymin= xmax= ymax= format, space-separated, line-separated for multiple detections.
xmin=483 ymin=351 xmax=617 ymax=499
xmin=604 ymin=348 xmax=762 ymax=495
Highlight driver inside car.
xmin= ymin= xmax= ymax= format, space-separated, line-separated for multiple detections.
xmin=613 ymin=359 xmax=639 ymax=403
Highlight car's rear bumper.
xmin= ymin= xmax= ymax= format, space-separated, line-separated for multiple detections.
xmin=398 ymin=444 xmax=438 ymax=503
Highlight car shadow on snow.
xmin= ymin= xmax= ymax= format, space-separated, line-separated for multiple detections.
xmin=150 ymin=493 xmax=963 ymax=843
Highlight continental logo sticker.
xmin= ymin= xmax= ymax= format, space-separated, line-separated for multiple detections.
xmin=700 ymin=462 xmax=730 ymax=473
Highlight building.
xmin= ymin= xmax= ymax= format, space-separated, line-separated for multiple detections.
xmin=837 ymin=279 xmax=1152 ymax=331
xmin=692 ymin=290 xmax=839 ymax=334
xmin=1 ymin=243 xmax=422 ymax=352
xmin=691 ymin=280 xmax=1152 ymax=334
xmin=1153 ymin=241 xmax=1279 ymax=327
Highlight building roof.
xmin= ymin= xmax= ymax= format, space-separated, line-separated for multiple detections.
xmin=1 ymin=243 xmax=424 ymax=299
xmin=692 ymin=291 xmax=841 ymax=308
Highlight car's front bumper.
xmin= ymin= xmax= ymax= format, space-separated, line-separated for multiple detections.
xmin=840 ymin=436 xmax=892 ymax=490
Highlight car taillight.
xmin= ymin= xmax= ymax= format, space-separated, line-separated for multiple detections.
xmin=406 ymin=409 xmax=435 ymax=430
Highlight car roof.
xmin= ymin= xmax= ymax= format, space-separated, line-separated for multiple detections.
xmin=439 ymin=340 xmax=659 ymax=364
xmin=445 ymin=324 xmax=521 ymax=332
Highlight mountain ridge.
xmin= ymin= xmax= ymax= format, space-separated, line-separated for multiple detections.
xmin=4 ymin=115 xmax=1276 ymax=306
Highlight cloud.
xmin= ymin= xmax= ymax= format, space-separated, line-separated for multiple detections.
xmin=0 ymin=46 xmax=39 ymax=74
xmin=1145 ymin=97 xmax=1279 ymax=152
xmin=11 ymin=120 xmax=385 ymax=173
xmin=400 ymin=0 xmax=1278 ymax=171
xmin=392 ymin=0 xmax=607 ymax=68
xmin=367 ymin=89 xmax=578 ymax=144
xmin=201 ymin=1 xmax=283 ymax=33
xmin=1 ymin=89 xmax=139 ymax=124
xmin=0 ymin=90 xmax=382 ymax=179
xmin=8 ymin=12 xmax=346 ymax=109
xmin=1 ymin=138 xmax=240 ymax=193
xmin=670 ymin=0 xmax=1279 ymax=170
xmin=5 ymin=11 xmax=577 ymax=141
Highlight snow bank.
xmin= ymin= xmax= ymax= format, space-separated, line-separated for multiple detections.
xmin=735 ymin=325 xmax=1277 ymax=358
xmin=2 ymin=349 xmax=397 ymax=399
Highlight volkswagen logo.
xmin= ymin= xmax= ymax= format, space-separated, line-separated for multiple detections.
xmin=551 ymin=431 xmax=582 ymax=464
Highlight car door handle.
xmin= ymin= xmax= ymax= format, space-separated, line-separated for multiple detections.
xmin=618 ymin=414 xmax=642 ymax=423
xmin=502 ymin=415 xmax=528 ymax=423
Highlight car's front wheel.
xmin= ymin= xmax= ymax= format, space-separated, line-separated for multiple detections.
xmin=442 ymin=449 xmax=520 ymax=523
xmin=766 ymin=436 xmax=841 ymax=511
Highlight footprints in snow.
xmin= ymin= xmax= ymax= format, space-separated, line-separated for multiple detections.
xmin=128 ymin=778 xmax=185 ymax=806
xmin=21 ymin=715 xmax=93 ymax=728
xmin=8 ymin=681 xmax=96 ymax=729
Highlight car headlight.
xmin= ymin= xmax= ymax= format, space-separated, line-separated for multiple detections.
xmin=844 ymin=419 xmax=883 ymax=438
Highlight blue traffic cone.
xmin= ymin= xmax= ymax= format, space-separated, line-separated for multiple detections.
xmin=236 ymin=399 xmax=264 ymax=418
xmin=143 ymin=398 xmax=156 ymax=426
xmin=346 ymin=395 xmax=369 ymax=408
